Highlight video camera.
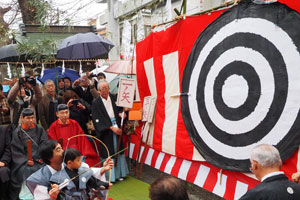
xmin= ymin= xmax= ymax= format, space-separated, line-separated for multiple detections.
xmin=19 ymin=75 xmax=36 ymax=87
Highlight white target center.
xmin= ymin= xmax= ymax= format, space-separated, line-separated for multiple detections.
xmin=222 ymin=74 xmax=249 ymax=108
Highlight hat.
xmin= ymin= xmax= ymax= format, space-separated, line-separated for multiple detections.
xmin=22 ymin=108 xmax=34 ymax=117
xmin=57 ymin=104 xmax=68 ymax=111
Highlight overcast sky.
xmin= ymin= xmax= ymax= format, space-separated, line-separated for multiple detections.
xmin=51 ymin=0 xmax=107 ymax=25
xmin=2 ymin=0 xmax=108 ymax=29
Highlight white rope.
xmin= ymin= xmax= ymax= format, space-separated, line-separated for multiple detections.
xmin=21 ymin=63 xmax=25 ymax=77
xmin=6 ymin=62 xmax=12 ymax=79
xmin=41 ymin=63 xmax=45 ymax=78
xmin=62 ymin=60 xmax=65 ymax=75
xmin=79 ymin=60 xmax=83 ymax=77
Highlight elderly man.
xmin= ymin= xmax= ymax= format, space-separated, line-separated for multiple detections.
xmin=10 ymin=108 xmax=48 ymax=200
xmin=26 ymin=140 xmax=114 ymax=199
xmin=240 ymin=144 xmax=300 ymax=200
xmin=92 ymin=80 xmax=128 ymax=182
xmin=39 ymin=80 xmax=62 ymax=131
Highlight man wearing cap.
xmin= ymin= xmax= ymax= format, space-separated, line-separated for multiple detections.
xmin=10 ymin=108 xmax=48 ymax=200
xmin=48 ymin=104 xmax=100 ymax=167
xmin=240 ymin=144 xmax=300 ymax=200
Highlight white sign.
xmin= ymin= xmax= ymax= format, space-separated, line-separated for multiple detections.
xmin=142 ymin=96 xmax=157 ymax=123
xmin=142 ymin=96 xmax=151 ymax=122
xmin=117 ymin=78 xmax=136 ymax=108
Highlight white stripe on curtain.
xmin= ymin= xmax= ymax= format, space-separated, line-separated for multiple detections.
xmin=162 ymin=51 xmax=180 ymax=155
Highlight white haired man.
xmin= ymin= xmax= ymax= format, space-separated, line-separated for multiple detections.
xmin=240 ymin=144 xmax=300 ymax=199
xmin=91 ymin=80 xmax=129 ymax=182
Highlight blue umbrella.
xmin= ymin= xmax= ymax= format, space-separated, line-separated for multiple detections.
xmin=56 ymin=32 xmax=114 ymax=60
xmin=38 ymin=67 xmax=80 ymax=84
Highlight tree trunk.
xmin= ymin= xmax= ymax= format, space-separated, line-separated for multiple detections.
xmin=0 ymin=6 xmax=12 ymax=45
xmin=18 ymin=0 xmax=38 ymax=24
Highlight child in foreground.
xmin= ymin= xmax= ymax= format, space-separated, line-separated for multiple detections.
xmin=50 ymin=148 xmax=112 ymax=200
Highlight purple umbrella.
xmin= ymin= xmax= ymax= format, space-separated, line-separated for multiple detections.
xmin=0 ymin=44 xmax=26 ymax=62
xmin=56 ymin=32 xmax=114 ymax=60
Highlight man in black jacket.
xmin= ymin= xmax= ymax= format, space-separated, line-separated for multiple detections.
xmin=240 ymin=144 xmax=300 ymax=200
xmin=0 ymin=125 xmax=11 ymax=200
xmin=91 ymin=80 xmax=128 ymax=182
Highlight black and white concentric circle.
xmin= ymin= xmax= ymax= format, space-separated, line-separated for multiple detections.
xmin=182 ymin=2 xmax=300 ymax=171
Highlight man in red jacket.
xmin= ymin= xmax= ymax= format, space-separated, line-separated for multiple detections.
xmin=48 ymin=104 xmax=100 ymax=167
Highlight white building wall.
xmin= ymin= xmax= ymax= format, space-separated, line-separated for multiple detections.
xmin=98 ymin=0 xmax=226 ymax=59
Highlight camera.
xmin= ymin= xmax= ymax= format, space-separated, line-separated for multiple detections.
xmin=72 ymin=99 xmax=79 ymax=106
xmin=26 ymin=76 xmax=36 ymax=86
xmin=19 ymin=75 xmax=36 ymax=87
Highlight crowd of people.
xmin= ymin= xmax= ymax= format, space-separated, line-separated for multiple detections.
xmin=1 ymin=71 xmax=300 ymax=200
xmin=0 ymin=71 xmax=128 ymax=199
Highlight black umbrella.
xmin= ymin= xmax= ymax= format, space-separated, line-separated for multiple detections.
xmin=0 ymin=44 xmax=26 ymax=62
xmin=56 ymin=32 xmax=114 ymax=60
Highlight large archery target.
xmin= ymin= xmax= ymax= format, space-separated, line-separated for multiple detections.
xmin=182 ymin=2 xmax=300 ymax=171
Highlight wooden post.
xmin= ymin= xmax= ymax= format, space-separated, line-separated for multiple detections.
xmin=26 ymin=140 xmax=33 ymax=165
xmin=115 ymin=111 xmax=125 ymax=167
xmin=135 ymin=123 xmax=146 ymax=176
xmin=138 ymin=126 xmax=151 ymax=179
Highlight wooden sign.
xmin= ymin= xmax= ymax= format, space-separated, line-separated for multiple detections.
xmin=147 ymin=96 xmax=157 ymax=123
xmin=117 ymin=77 xmax=136 ymax=108
xmin=142 ymin=96 xmax=152 ymax=122
xmin=142 ymin=96 xmax=157 ymax=123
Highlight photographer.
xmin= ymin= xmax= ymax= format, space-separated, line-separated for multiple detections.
xmin=63 ymin=90 xmax=91 ymax=134
xmin=72 ymin=74 xmax=94 ymax=105
xmin=7 ymin=75 xmax=42 ymax=127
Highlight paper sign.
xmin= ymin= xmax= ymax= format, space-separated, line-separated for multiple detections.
xmin=147 ymin=96 xmax=157 ymax=123
xmin=117 ymin=77 xmax=136 ymax=108
xmin=142 ymin=96 xmax=151 ymax=122
xmin=142 ymin=96 xmax=157 ymax=123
